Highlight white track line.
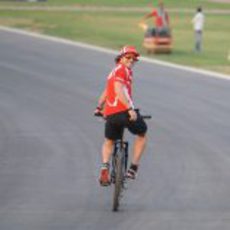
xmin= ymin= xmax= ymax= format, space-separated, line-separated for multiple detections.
xmin=0 ymin=26 xmax=229 ymax=80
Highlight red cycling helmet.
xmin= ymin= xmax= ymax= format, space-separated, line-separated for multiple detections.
xmin=115 ymin=45 xmax=140 ymax=63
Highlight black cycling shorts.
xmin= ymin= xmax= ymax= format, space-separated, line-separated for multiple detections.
xmin=105 ymin=110 xmax=147 ymax=140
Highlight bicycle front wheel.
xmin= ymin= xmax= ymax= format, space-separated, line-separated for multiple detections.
xmin=112 ymin=151 xmax=124 ymax=212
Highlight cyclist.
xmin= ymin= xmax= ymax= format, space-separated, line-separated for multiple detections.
xmin=94 ymin=45 xmax=148 ymax=186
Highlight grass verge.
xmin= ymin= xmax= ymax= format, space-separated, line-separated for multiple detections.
xmin=0 ymin=2 xmax=229 ymax=75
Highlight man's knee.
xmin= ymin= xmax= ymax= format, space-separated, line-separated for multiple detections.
xmin=137 ymin=132 xmax=147 ymax=138
xmin=104 ymin=138 xmax=114 ymax=144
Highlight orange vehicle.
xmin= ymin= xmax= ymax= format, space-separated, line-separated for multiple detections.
xmin=140 ymin=23 xmax=172 ymax=54
xmin=139 ymin=1 xmax=172 ymax=54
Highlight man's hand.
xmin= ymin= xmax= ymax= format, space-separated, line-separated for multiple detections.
xmin=128 ymin=109 xmax=137 ymax=121
xmin=94 ymin=107 xmax=103 ymax=117
xmin=138 ymin=22 xmax=148 ymax=31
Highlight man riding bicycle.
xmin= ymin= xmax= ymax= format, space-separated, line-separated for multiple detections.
xmin=94 ymin=45 xmax=148 ymax=186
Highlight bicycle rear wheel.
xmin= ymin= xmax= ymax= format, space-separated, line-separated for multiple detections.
xmin=112 ymin=150 xmax=124 ymax=212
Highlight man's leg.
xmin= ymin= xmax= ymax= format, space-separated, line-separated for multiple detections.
xmin=126 ymin=113 xmax=148 ymax=179
xmin=101 ymin=138 xmax=114 ymax=164
xmin=127 ymin=134 xmax=147 ymax=179
xmin=195 ymin=31 xmax=202 ymax=52
xmin=197 ymin=31 xmax=202 ymax=51
xmin=99 ymin=138 xmax=114 ymax=186
xmin=132 ymin=134 xmax=147 ymax=165
xmin=100 ymin=113 xmax=125 ymax=185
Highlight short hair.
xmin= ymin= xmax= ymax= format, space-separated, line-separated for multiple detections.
xmin=197 ymin=7 xmax=202 ymax=12
xmin=115 ymin=55 xmax=121 ymax=64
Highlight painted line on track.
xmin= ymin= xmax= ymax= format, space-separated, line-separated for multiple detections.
xmin=0 ymin=26 xmax=229 ymax=80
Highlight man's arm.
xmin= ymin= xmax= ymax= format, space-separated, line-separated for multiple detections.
xmin=114 ymin=81 xmax=137 ymax=121
xmin=97 ymin=88 xmax=106 ymax=109
xmin=192 ymin=14 xmax=197 ymax=24
xmin=140 ymin=9 xmax=156 ymax=24
xmin=142 ymin=12 xmax=154 ymax=21
xmin=114 ymin=82 xmax=131 ymax=109
xmin=94 ymin=88 xmax=106 ymax=115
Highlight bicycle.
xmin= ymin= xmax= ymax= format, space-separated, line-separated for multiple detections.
xmin=95 ymin=110 xmax=151 ymax=211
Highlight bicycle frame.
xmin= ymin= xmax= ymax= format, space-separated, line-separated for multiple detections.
xmin=112 ymin=140 xmax=129 ymax=177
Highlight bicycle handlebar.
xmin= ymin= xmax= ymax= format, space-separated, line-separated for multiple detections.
xmin=141 ymin=115 xmax=152 ymax=119
xmin=94 ymin=112 xmax=103 ymax=117
xmin=94 ymin=111 xmax=152 ymax=120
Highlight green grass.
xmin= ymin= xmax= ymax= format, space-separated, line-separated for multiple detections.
xmin=1 ymin=0 xmax=230 ymax=9
xmin=0 ymin=0 xmax=229 ymax=74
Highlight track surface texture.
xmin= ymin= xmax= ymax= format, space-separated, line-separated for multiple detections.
xmin=0 ymin=29 xmax=230 ymax=230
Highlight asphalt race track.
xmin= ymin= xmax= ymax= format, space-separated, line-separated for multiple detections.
xmin=0 ymin=29 xmax=230 ymax=230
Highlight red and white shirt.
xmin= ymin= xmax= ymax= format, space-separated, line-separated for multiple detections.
xmin=151 ymin=8 xmax=169 ymax=28
xmin=103 ymin=63 xmax=134 ymax=116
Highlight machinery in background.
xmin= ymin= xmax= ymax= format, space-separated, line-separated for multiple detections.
xmin=139 ymin=23 xmax=172 ymax=54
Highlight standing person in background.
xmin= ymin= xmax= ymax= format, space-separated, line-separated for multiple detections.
xmin=192 ymin=7 xmax=205 ymax=52
xmin=140 ymin=0 xmax=170 ymax=37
